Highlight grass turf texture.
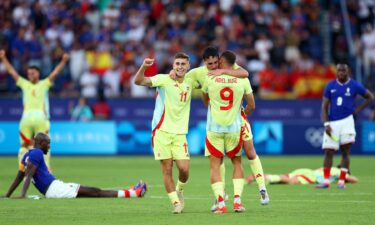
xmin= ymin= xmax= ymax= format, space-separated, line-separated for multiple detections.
xmin=0 ymin=156 xmax=374 ymax=225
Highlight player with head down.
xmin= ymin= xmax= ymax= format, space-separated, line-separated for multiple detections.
xmin=3 ymin=133 xmax=147 ymax=199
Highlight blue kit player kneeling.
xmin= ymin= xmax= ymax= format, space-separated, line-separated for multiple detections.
xmin=3 ymin=133 xmax=147 ymax=199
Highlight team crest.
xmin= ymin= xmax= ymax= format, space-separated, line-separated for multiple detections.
xmin=345 ymin=88 xmax=351 ymax=96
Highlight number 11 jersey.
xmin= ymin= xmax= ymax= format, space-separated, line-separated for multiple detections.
xmin=202 ymin=75 xmax=252 ymax=133
xmin=150 ymin=75 xmax=199 ymax=134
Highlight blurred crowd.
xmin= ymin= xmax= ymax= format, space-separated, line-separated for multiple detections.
xmin=0 ymin=0 xmax=374 ymax=99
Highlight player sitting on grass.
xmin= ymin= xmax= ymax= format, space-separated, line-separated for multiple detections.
xmin=2 ymin=133 xmax=147 ymax=199
xmin=246 ymin=167 xmax=358 ymax=185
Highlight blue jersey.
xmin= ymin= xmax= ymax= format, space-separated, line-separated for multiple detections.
xmin=323 ymin=79 xmax=367 ymax=121
xmin=21 ymin=149 xmax=56 ymax=194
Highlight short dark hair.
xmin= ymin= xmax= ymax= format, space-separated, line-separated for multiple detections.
xmin=174 ymin=52 xmax=190 ymax=61
xmin=202 ymin=46 xmax=219 ymax=60
xmin=27 ymin=65 xmax=41 ymax=73
xmin=220 ymin=50 xmax=236 ymax=66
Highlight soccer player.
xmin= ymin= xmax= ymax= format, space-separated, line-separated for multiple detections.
xmin=246 ymin=167 xmax=358 ymax=185
xmin=240 ymin=109 xmax=269 ymax=204
xmin=186 ymin=47 xmax=269 ymax=206
xmin=202 ymin=50 xmax=254 ymax=213
xmin=0 ymin=50 xmax=70 ymax=169
xmin=134 ymin=53 xmax=197 ymax=214
xmin=316 ymin=64 xmax=373 ymax=189
xmin=3 ymin=133 xmax=147 ymax=199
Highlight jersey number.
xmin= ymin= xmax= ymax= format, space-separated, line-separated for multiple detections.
xmin=180 ymin=91 xmax=187 ymax=102
xmin=336 ymin=97 xmax=343 ymax=106
xmin=220 ymin=87 xmax=233 ymax=110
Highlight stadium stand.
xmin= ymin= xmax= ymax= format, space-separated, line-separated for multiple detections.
xmin=0 ymin=0 xmax=374 ymax=98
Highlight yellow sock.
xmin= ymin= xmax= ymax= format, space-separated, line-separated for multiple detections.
xmin=18 ymin=146 xmax=29 ymax=164
xmin=167 ymin=191 xmax=180 ymax=205
xmin=176 ymin=180 xmax=186 ymax=192
xmin=249 ymin=155 xmax=266 ymax=190
xmin=233 ymin=178 xmax=244 ymax=197
xmin=211 ymin=182 xmax=224 ymax=201
xmin=220 ymin=163 xmax=226 ymax=190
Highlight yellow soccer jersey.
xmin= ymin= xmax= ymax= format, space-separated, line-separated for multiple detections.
xmin=16 ymin=77 xmax=52 ymax=118
xmin=203 ymin=75 xmax=252 ymax=132
xmin=186 ymin=64 xmax=241 ymax=89
xmin=150 ymin=74 xmax=198 ymax=134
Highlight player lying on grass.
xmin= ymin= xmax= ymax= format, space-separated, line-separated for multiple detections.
xmin=246 ymin=167 xmax=358 ymax=185
xmin=2 ymin=133 xmax=147 ymax=199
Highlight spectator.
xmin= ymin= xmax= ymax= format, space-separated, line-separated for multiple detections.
xmin=80 ymin=70 xmax=99 ymax=98
xmin=92 ymin=93 xmax=111 ymax=120
xmin=103 ymin=62 xmax=121 ymax=98
xmin=70 ymin=97 xmax=93 ymax=122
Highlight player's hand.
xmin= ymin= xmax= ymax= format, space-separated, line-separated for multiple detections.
xmin=0 ymin=50 xmax=5 ymax=59
xmin=324 ymin=125 xmax=333 ymax=137
xmin=62 ymin=53 xmax=70 ymax=61
xmin=244 ymin=105 xmax=252 ymax=115
xmin=142 ymin=58 xmax=154 ymax=68
xmin=208 ymin=69 xmax=224 ymax=77
xmin=169 ymin=69 xmax=177 ymax=80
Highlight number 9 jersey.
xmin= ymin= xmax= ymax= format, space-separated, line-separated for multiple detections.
xmin=202 ymin=75 xmax=252 ymax=133
xmin=323 ymin=79 xmax=366 ymax=121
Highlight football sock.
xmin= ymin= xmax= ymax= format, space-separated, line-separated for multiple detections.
xmin=220 ymin=163 xmax=226 ymax=191
xmin=233 ymin=179 xmax=244 ymax=199
xmin=117 ymin=189 xmax=138 ymax=198
xmin=323 ymin=167 xmax=331 ymax=184
xmin=211 ymin=182 xmax=224 ymax=205
xmin=234 ymin=195 xmax=241 ymax=204
xmin=168 ymin=191 xmax=180 ymax=205
xmin=176 ymin=180 xmax=186 ymax=192
xmin=249 ymin=155 xmax=266 ymax=190
xmin=267 ymin=175 xmax=282 ymax=184
xmin=338 ymin=168 xmax=348 ymax=185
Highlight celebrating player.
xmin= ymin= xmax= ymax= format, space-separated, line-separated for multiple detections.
xmin=134 ymin=53 xmax=198 ymax=214
xmin=185 ymin=46 xmax=269 ymax=205
xmin=0 ymin=50 xmax=70 ymax=170
xmin=316 ymin=64 xmax=373 ymax=189
xmin=246 ymin=167 xmax=358 ymax=185
xmin=3 ymin=133 xmax=147 ymax=199
xmin=202 ymin=50 xmax=254 ymax=213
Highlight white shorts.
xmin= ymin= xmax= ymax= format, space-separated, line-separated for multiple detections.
xmin=322 ymin=115 xmax=356 ymax=150
xmin=45 ymin=180 xmax=80 ymax=198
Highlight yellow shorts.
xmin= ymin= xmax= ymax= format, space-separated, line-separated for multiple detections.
xmin=205 ymin=131 xmax=242 ymax=158
xmin=152 ymin=129 xmax=190 ymax=160
xmin=20 ymin=111 xmax=50 ymax=145
xmin=288 ymin=168 xmax=316 ymax=184
xmin=241 ymin=111 xmax=253 ymax=141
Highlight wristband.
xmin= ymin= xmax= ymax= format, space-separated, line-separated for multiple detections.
xmin=324 ymin=122 xmax=330 ymax=127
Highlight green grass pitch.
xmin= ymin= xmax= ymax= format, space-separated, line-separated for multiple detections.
xmin=0 ymin=156 xmax=374 ymax=225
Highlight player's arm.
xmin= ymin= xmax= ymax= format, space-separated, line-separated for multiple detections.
xmin=321 ymin=96 xmax=333 ymax=137
xmin=19 ymin=162 xmax=38 ymax=198
xmin=354 ymin=90 xmax=374 ymax=116
xmin=3 ymin=171 xmax=25 ymax=198
xmin=243 ymin=93 xmax=255 ymax=115
xmin=208 ymin=66 xmax=249 ymax=78
xmin=202 ymin=92 xmax=209 ymax=107
xmin=48 ymin=53 xmax=70 ymax=82
xmin=0 ymin=50 xmax=20 ymax=81
xmin=134 ymin=58 xmax=154 ymax=87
